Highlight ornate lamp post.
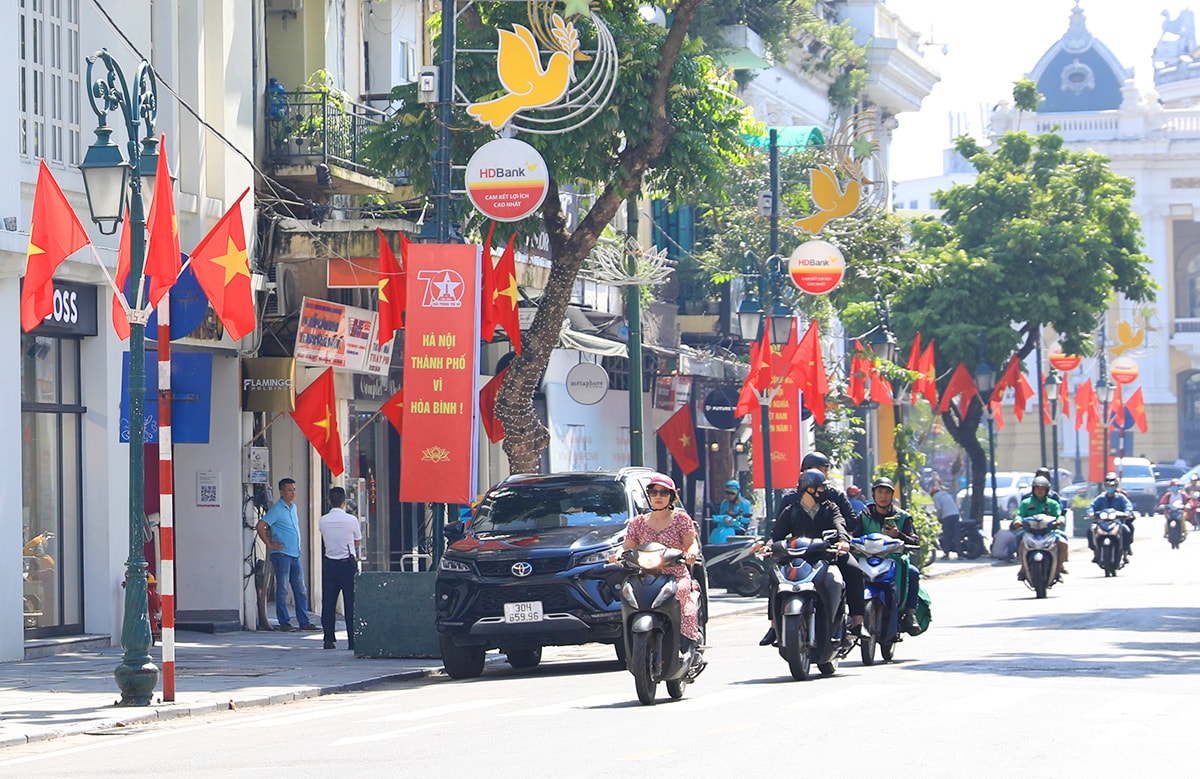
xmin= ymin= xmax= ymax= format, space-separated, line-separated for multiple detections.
xmin=77 ymin=49 xmax=160 ymax=705
xmin=973 ymin=354 xmax=1000 ymax=536
xmin=1045 ymin=368 xmax=1061 ymax=491
xmin=738 ymin=250 xmax=792 ymax=535
xmin=1096 ymin=373 xmax=1116 ymax=483
xmin=871 ymin=299 xmax=905 ymax=505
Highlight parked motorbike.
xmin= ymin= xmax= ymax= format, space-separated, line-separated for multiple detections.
xmin=768 ymin=532 xmax=855 ymax=681
xmin=850 ymin=533 xmax=910 ymax=666
xmin=703 ymin=535 xmax=767 ymax=597
xmin=618 ymin=543 xmax=708 ymax=705
xmin=1015 ymin=514 xmax=1063 ymax=598
xmin=1163 ymin=498 xmax=1188 ymax=549
xmin=1090 ymin=509 xmax=1129 ymax=577
xmin=948 ymin=516 xmax=989 ymax=559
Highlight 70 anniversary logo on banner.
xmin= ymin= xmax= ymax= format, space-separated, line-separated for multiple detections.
xmin=399 ymin=243 xmax=481 ymax=504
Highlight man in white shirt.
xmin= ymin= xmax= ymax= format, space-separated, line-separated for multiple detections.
xmin=318 ymin=486 xmax=362 ymax=650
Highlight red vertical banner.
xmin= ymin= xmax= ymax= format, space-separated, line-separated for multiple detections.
xmin=399 ymin=243 xmax=480 ymax=504
xmin=1088 ymin=414 xmax=1106 ymax=483
xmin=749 ymin=382 xmax=801 ymax=491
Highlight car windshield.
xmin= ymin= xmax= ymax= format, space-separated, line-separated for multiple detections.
xmin=471 ymin=483 xmax=630 ymax=535
xmin=1118 ymin=463 xmax=1154 ymax=479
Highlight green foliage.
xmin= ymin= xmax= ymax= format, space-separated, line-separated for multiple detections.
xmin=908 ymin=505 xmax=939 ymax=573
xmin=1012 ymin=77 xmax=1040 ymax=113
xmin=361 ymin=2 xmax=755 ymax=244
xmin=814 ymin=400 xmax=865 ymax=467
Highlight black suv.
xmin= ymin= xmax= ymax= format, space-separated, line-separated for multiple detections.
xmin=436 ymin=468 xmax=657 ymax=679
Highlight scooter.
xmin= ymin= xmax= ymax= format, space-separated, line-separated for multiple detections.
xmin=1016 ymin=514 xmax=1063 ymax=598
xmin=1090 ymin=509 xmax=1129 ymax=577
xmin=768 ymin=532 xmax=855 ymax=681
xmin=850 ymin=533 xmax=909 ymax=666
xmin=618 ymin=543 xmax=708 ymax=706
xmin=1163 ymin=498 xmax=1188 ymax=549
xmin=703 ymin=535 xmax=767 ymax=596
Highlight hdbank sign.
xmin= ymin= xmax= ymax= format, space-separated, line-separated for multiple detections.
xmin=465 ymin=138 xmax=549 ymax=222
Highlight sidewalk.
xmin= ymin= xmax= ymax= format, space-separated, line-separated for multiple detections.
xmin=0 ymin=591 xmax=775 ymax=750
xmin=0 ymin=553 xmax=1010 ymax=750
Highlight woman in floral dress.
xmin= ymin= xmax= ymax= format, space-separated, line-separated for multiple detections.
xmin=619 ymin=473 xmax=702 ymax=645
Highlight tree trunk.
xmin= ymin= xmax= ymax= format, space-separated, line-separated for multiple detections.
xmin=941 ymin=399 xmax=987 ymax=522
xmin=496 ymin=0 xmax=701 ymax=474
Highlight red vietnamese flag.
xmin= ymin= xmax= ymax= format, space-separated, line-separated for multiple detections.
xmin=786 ymin=319 xmax=827 ymax=424
xmin=916 ymin=340 xmax=937 ymax=406
xmin=376 ymin=228 xmax=406 ymax=347
xmin=657 ymin=404 xmax=700 ymax=474
xmin=735 ymin=337 xmax=764 ymax=418
xmin=1074 ymin=378 xmax=1096 ymax=432
xmin=112 ymin=210 xmax=133 ymax=340
xmin=752 ymin=321 xmax=774 ymax=392
xmin=188 ymin=189 xmax=256 ymax=340
xmin=937 ymin=364 xmax=979 ymax=413
xmin=380 ymin=386 xmax=403 ymax=434
xmin=21 ymin=160 xmax=92 ymax=332
xmin=490 ymin=233 xmax=522 ymax=354
xmin=1012 ymin=371 xmax=1034 ymax=422
xmin=905 ymin=332 xmax=922 ymax=405
xmin=145 ymin=137 xmax=180 ymax=308
xmin=848 ymin=340 xmax=869 ymax=406
xmin=479 ymin=367 xmax=509 ymax=443
xmin=1126 ymin=386 xmax=1148 ymax=432
xmin=291 ymin=367 xmax=344 ymax=476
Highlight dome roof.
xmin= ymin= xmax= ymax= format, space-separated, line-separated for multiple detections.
xmin=1029 ymin=3 xmax=1131 ymax=113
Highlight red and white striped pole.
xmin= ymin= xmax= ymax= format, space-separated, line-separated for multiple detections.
xmin=157 ymin=293 xmax=176 ymax=701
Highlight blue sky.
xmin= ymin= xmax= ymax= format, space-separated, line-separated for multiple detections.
xmin=887 ymin=0 xmax=1171 ymax=181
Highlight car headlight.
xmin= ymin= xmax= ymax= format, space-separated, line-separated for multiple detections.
xmin=438 ymin=557 xmax=471 ymax=573
xmin=576 ymin=546 xmax=619 ymax=566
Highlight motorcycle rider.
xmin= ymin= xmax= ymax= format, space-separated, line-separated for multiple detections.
xmin=858 ymin=477 xmax=922 ymax=634
xmin=760 ymin=468 xmax=865 ymax=645
xmin=846 ymin=485 xmax=867 ymax=516
xmin=616 ymin=474 xmax=702 ymax=654
xmin=1158 ymin=478 xmax=1189 ymax=540
xmin=1088 ymin=472 xmax=1135 ymax=561
xmin=709 ymin=479 xmax=754 ymax=545
xmin=778 ymin=451 xmax=860 ymax=535
xmin=1021 ymin=467 xmax=1068 ymax=518
xmin=1013 ymin=475 xmax=1067 ymax=583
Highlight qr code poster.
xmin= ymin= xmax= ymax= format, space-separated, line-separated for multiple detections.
xmin=197 ymin=471 xmax=221 ymax=507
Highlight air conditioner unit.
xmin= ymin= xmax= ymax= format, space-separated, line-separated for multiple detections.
xmin=266 ymin=0 xmax=303 ymax=14
xmin=263 ymin=263 xmax=301 ymax=318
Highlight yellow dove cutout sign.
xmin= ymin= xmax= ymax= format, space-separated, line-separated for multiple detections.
xmin=467 ymin=15 xmax=580 ymax=130
xmin=794 ymin=164 xmax=862 ymax=236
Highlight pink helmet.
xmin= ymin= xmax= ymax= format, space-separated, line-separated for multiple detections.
xmin=647 ymin=474 xmax=677 ymax=494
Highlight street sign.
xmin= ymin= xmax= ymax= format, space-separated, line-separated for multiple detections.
xmin=788 ymin=240 xmax=845 ymax=295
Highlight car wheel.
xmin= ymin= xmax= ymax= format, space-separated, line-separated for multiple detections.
xmin=440 ymin=636 xmax=485 ymax=679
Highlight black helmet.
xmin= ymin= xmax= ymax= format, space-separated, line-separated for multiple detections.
xmin=800 ymin=452 xmax=830 ymax=471
xmin=1104 ymin=472 xmax=1119 ymax=487
xmin=798 ymin=469 xmax=826 ymax=493
xmin=1032 ymin=475 xmax=1051 ymax=490
xmin=872 ymin=477 xmax=895 ymax=492
xmin=1035 ymin=467 xmax=1051 ymax=479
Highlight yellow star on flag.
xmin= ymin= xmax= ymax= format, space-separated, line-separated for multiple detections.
xmin=496 ymin=273 xmax=519 ymax=308
xmin=313 ymin=405 xmax=333 ymax=442
xmin=212 ymin=236 xmax=250 ymax=286
xmin=678 ymin=433 xmax=691 ymax=447
xmin=378 ymin=277 xmax=392 ymax=303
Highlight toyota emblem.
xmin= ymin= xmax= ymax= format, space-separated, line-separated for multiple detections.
xmin=511 ymin=561 xmax=534 ymax=577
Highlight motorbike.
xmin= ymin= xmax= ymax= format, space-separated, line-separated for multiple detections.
xmin=618 ymin=543 xmax=708 ymax=705
xmin=768 ymin=532 xmax=855 ymax=681
xmin=1163 ymin=497 xmax=1188 ymax=549
xmin=703 ymin=535 xmax=767 ymax=596
xmin=707 ymin=509 xmax=752 ymax=546
xmin=1015 ymin=514 xmax=1063 ymax=598
xmin=850 ymin=533 xmax=911 ymax=666
xmin=1090 ymin=509 xmax=1129 ymax=577
xmin=943 ymin=516 xmax=989 ymax=560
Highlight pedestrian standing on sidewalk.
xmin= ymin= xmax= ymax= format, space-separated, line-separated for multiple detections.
xmin=318 ymin=486 xmax=361 ymax=650
xmin=256 ymin=478 xmax=320 ymax=632
xmin=931 ymin=482 xmax=961 ymax=558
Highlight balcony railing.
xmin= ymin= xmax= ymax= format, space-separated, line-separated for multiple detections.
xmin=267 ymin=89 xmax=387 ymax=176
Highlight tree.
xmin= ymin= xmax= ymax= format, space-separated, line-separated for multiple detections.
xmin=894 ymin=123 xmax=1155 ymax=524
xmin=364 ymin=1 xmax=858 ymax=473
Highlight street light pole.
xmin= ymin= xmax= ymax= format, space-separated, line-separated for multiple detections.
xmin=973 ymin=351 xmax=999 ymax=536
xmin=1045 ymin=368 xmax=1061 ymax=491
xmin=78 ymin=49 xmax=159 ymax=705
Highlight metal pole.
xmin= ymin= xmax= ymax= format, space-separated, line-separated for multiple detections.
xmin=769 ymin=128 xmax=779 ymax=261
xmin=434 ymin=0 xmax=455 ymax=243
xmin=626 ymin=196 xmax=644 ymax=466
xmin=893 ymin=401 xmax=907 ymax=508
xmin=1035 ymin=334 xmax=1046 ymax=467
xmin=1099 ymin=323 xmax=1109 ymax=485
xmin=988 ymin=413 xmax=1000 ymax=537
xmin=157 ymin=294 xmax=175 ymax=701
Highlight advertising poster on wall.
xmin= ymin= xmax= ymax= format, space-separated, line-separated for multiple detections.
xmin=294 ymin=297 xmax=393 ymax=375
xmin=399 ymin=243 xmax=481 ymax=504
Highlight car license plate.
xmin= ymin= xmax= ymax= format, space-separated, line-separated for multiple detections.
xmin=503 ymin=601 xmax=543 ymax=623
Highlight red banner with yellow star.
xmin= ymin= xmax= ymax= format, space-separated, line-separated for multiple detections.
xmin=399 ymin=243 xmax=480 ymax=504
